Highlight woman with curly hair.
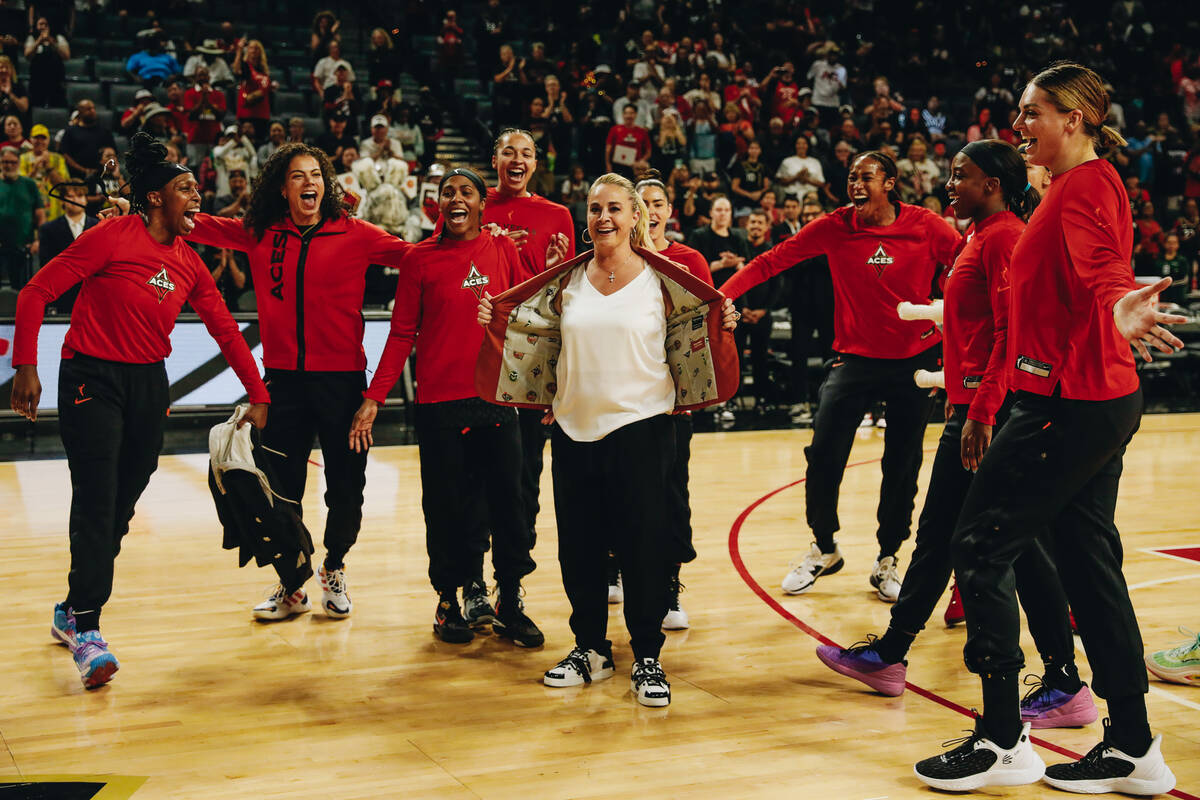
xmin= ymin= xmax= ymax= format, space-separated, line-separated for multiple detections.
xmin=10 ymin=133 xmax=269 ymax=689
xmin=183 ymin=142 xmax=412 ymax=621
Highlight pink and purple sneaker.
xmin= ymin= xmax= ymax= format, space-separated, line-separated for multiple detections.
xmin=1019 ymin=678 xmax=1098 ymax=729
xmin=815 ymin=639 xmax=907 ymax=697
xmin=51 ymin=602 xmax=76 ymax=647
xmin=73 ymin=630 xmax=119 ymax=690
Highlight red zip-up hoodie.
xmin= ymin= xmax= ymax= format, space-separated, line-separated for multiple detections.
xmin=720 ymin=203 xmax=959 ymax=359
xmin=187 ymin=213 xmax=411 ymax=372
xmin=943 ymin=211 xmax=1023 ymax=425
xmin=365 ymin=231 xmax=525 ymax=404
xmin=661 ymin=241 xmax=715 ymax=286
xmin=438 ymin=189 xmax=576 ymax=277
xmin=1006 ymin=159 xmax=1137 ymax=400
xmin=14 ymin=215 xmax=269 ymax=404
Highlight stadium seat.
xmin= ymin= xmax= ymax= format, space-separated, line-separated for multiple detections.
xmin=64 ymin=58 xmax=94 ymax=82
xmin=288 ymin=66 xmax=313 ymax=91
xmin=109 ymin=83 xmax=143 ymax=109
xmin=94 ymin=60 xmax=130 ymax=83
xmin=273 ymin=91 xmax=309 ymax=115
xmin=301 ymin=116 xmax=324 ymax=140
xmin=66 ymin=82 xmax=104 ymax=108
xmin=32 ymin=107 xmax=70 ymax=132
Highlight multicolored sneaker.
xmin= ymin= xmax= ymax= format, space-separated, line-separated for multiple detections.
xmin=252 ymin=584 xmax=312 ymax=621
xmin=434 ymin=594 xmax=474 ymax=644
xmin=51 ymin=602 xmax=76 ymax=647
xmin=462 ymin=580 xmax=498 ymax=628
xmin=815 ymin=637 xmax=907 ymax=696
xmin=73 ymin=630 xmax=119 ymax=690
xmin=1042 ymin=719 xmax=1176 ymax=795
xmin=318 ymin=564 xmax=352 ymax=618
xmin=944 ymin=581 xmax=965 ymax=627
xmin=1145 ymin=627 xmax=1200 ymax=686
xmin=1019 ymin=676 xmax=1099 ymax=728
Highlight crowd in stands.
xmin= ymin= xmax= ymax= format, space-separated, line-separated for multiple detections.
xmin=0 ymin=0 xmax=1197 ymax=409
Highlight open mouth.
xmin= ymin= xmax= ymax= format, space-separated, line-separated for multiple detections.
xmin=851 ymin=194 xmax=869 ymax=208
xmin=506 ymin=167 xmax=527 ymax=182
xmin=1018 ymin=138 xmax=1036 ymax=155
xmin=648 ymin=219 xmax=660 ymax=230
xmin=300 ymin=191 xmax=319 ymax=205
xmin=595 ymin=225 xmax=617 ymax=236
xmin=446 ymin=207 xmax=468 ymax=223
xmin=182 ymin=208 xmax=198 ymax=231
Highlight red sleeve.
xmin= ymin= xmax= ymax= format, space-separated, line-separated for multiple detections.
xmin=186 ymin=256 xmax=270 ymax=405
xmin=1062 ymin=172 xmax=1136 ymax=312
xmin=183 ymin=92 xmax=197 ymax=112
xmin=363 ymin=251 xmax=421 ymax=403
xmin=718 ymin=216 xmax=833 ymax=300
xmin=557 ymin=205 xmax=576 ymax=260
xmin=13 ymin=221 xmax=116 ymax=365
xmin=966 ymin=226 xmax=1017 ymax=426
xmin=637 ymin=129 xmax=651 ymax=159
xmin=212 ymin=91 xmax=227 ymax=112
xmin=356 ymin=219 xmax=413 ymax=267
xmin=927 ymin=210 xmax=961 ymax=268
xmin=187 ymin=212 xmax=255 ymax=251
xmin=605 ymin=126 xmax=618 ymax=147
xmin=498 ymin=235 xmax=529 ymax=283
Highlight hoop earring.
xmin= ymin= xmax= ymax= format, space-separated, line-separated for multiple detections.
xmin=581 ymin=227 xmax=593 ymax=245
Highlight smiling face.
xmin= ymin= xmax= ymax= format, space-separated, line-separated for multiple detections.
xmin=638 ymin=182 xmax=671 ymax=245
xmin=587 ymin=182 xmax=638 ymax=249
xmin=282 ymin=154 xmax=324 ymax=223
xmin=793 ymin=137 xmax=809 ymax=158
xmin=439 ymin=175 xmax=483 ymax=238
xmin=149 ymin=172 xmax=201 ymax=237
xmin=945 ymin=152 xmax=992 ymax=221
xmin=1012 ymin=84 xmax=1076 ymax=169
xmin=847 ymin=155 xmax=895 ymax=216
xmin=493 ymin=130 xmax=536 ymax=195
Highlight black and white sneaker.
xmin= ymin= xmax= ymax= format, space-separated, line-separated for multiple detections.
xmin=493 ymin=598 xmax=545 ymax=648
xmin=662 ymin=569 xmax=689 ymax=630
xmin=631 ymin=658 xmax=671 ymax=707
xmin=914 ymin=720 xmax=1045 ymax=791
xmin=462 ymin=580 xmax=498 ymax=628
xmin=543 ymin=646 xmax=615 ymax=687
xmin=781 ymin=542 xmax=844 ymax=594
xmin=1042 ymin=720 xmax=1176 ymax=795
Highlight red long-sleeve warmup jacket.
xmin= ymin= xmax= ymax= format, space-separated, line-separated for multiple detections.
xmin=943 ymin=211 xmax=1023 ymax=426
xmin=1006 ymin=159 xmax=1137 ymax=400
xmin=187 ymin=213 xmax=411 ymax=372
xmin=14 ymin=215 xmax=269 ymax=404
xmin=661 ymin=241 xmax=715 ymax=286
xmin=364 ymin=231 xmax=526 ymax=404
xmin=719 ymin=204 xmax=960 ymax=359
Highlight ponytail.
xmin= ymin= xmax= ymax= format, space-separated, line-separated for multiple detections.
xmin=1098 ymin=124 xmax=1127 ymax=150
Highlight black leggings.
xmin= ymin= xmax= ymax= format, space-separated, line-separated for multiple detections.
xmin=59 ymin=355 xmax=169 ymax=629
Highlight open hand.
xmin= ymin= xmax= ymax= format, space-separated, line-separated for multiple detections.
xmin=545 ymin=232 xmax=569 ymax=268
xmin=1113 ymin=277 xmax=1187 ymax=362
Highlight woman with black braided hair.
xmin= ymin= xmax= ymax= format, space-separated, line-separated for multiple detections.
xmin=10 ymin=132 xmax=269 ymax=689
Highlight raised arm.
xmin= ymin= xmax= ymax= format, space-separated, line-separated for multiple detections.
xmin=188 ymin=264 xmax=271 ymax=410
xmin=188 ymin=212 xmax=256 ymax=251
xmin=718 ymin=218 xmax=830 ymax=300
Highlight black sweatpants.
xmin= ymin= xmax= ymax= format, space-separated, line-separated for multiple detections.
xmin=734 ymin=315 xmax=773 ymax=402
xmin=416 ymin=405 xmax=535 ymax=592
xmin=804 ymin=347 xmax=939 ymax=555
xmin=667 ymin=414 xmax=698 ymax=564
xmin=261 ymin=368 xmax=368 ymax=569
xmin=517 ymin=407 xmax=548 ymax=539
xmin=953 ymin=389 xmax=1147 ymax=701
xmin=552 ymin=415 xmax=675 ymax=660
xmin=887 ymin=403 xmax=1074 ymax=666
xmin=788 ymin=262 xmax=834 ymax=405
xmin=59 ymin=355 xmax=169 ymax=628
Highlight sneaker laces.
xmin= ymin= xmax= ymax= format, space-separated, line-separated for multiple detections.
xmin=264 ymin=583 xmax=288 ymax=603
xmin=323 ymin=568 xmax=346 ymax=594
xmin=1020 ymin=673 xmax=1051 ymax=706
xmin=557 ymin=646 xmax=598 ymax=683
xmin=840 ymin=634 xmax=881 ymax=656
xmin=74 ymin=631 xmax=107 ymax=660
xmin=632 ymin=659 xmax=667 ymax=689
xmin=667 ymin=573 xmax=685 ymax=611
xmin=938 ymin=719 xmax=988 ymax=760
xmin=464 ymin=579 xmax=489 ymax=600
xmin=1164 ymin=626 xmax=1200 ymax=659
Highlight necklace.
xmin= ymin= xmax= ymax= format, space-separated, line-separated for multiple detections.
xmin=608 ymin=270 xmax=615 ymax=283
xmin=297 ymin=220 xmax=320 ymax=237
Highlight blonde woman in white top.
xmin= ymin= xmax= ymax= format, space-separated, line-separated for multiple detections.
xmin=479 ymin=173 xmax=738 ymax=707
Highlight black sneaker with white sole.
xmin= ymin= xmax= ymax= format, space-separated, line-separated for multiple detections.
xmin=914 ymin=719 xmax=1045 ymax=791
xmin=493 ymin=600 xmax=544 ymax=648
xmin=1042 ymin=720 xmax=1176 ymax=795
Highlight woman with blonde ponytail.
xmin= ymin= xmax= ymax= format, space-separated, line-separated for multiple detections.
xmin=914 ymin=63 xmax=1183 ymax=795
xmin=477 ymin=172 xmax=739 ymax=707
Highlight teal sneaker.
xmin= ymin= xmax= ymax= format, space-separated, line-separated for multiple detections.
xmin=73 ymin=630 xmax=119 ymax=689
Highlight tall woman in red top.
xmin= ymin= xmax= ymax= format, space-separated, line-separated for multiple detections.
xmin=816 ymin=141 xmax=1089 ymax=729
xmin=184 ymin=143 xmax=411 ymax=622
xmin=914 ymin=64 xmax=1183 ymax=794
xmin=347 ymin=168 xmax=561 ymax=648
xmin=720 ymin=151 xmax=960 ymax=603
xmin=9 ymin=133 xmax=270 ymax=689
xmin=636 ymin=173 xmax=713 ymax=630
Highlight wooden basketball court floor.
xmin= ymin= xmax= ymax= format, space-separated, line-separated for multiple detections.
xmin=2 ymin=413 xmax=1198 ymax=799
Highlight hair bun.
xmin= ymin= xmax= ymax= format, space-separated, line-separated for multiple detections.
xmin=125 ymin=131 xmax=167 ymax=179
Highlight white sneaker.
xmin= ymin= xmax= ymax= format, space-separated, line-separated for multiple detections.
xmin=253 ymin=584 xmax=312 ymax=621
xmin=915 ymin=721 xmax=1045 ymax=791
xmin=662 ymin=570 xmax=689 ymax=630
xmin=543 ymin=646 xmax=616 ymax=687
xmin=318 ymin=564 xmax=352 ymax=618
xmin=859 ymin=413 xmax=875 ymax=428
xmin=607 ymin=574 xmax=624 ymax=604
xmin=1042 ymin=723 xmax=1176 ymax=795
xmin=719 ymin=405 xmax=736 ymax=430
xmin=631 ymin=658 xmax=671 ymax=707
xmin=781 ymin=543 xmax=844 ymax=594
xmin=870 ymin=556 xmax=901 ymax=602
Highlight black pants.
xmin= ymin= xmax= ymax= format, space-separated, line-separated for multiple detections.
xmin=788 ymin=263 xmax=834 ymax=404
xmin=953 ymin=390 xmax=1147 ymax=699
xmin=261 ymin=369 xmax=368 ymax=568
xmin=0 ymin=246 xmax=29 ymax=290
xmin=735 ymin=315 xmax=773 ymax=402
xmin=517 ymin=407 xmax=547 ymax=537
xmin=59 ymin=355 xmax=169 ymax=623
xmin=667 ymin=414 xmax=697 ymax=564
xmin=552 ymin=415 xmax=675 ymax=660
xmin=416 ymin=407 xmax=535 ymax=592
xmin=889 ymin=403 xmax=1074 ymax=665
xmin=804 ymin=347 xmax=939 ymax=554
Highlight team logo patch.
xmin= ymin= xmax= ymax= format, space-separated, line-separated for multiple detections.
xmin=866 ymin=243 xmax=894 ymax=276
xmin=513 ymin=351 xmax=524 ymax=360
xmin=531 ymin=365 xmax=542 ymax=377
xmin=462 ymin=263 xmax=490 ymax=298
xmin=526 ymin=391 xmax=538 ymax=401
xmin=147 ymin=267 xmax=176 ymax=302
xmin=690 ymin=337 xmax=705 ymax=352
xmin=526 ymin=335 xmax=538 ymax=344
xmin=502 ymin=392 xmax=513 ymax=401
xmin=507 ymin=370 xmax=519 ymax=381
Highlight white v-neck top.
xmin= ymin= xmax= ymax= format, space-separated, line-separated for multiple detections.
xmin=553 ymin=260 xmax=675 ymax=441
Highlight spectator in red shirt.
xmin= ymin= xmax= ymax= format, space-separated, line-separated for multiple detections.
xmin=118 ymin=88 xmax=155 ymax=136
xmin=183 ymin=64 xmax=227 ymax=165
xmin=164 ymin=77 xmax=188 ymax=138
xmin=1133 ymin=199 xmax=1165 ymax=271
xmin=605 ymin=104 xmax=650 ymax=181
xmin=763 ymin=61 xmax=801 ymax=128
xmin=232 ymin=38 xmax=272 ymax=140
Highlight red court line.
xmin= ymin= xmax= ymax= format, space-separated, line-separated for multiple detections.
xmin=727 ymin=461 xmax=1199 ymax=800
